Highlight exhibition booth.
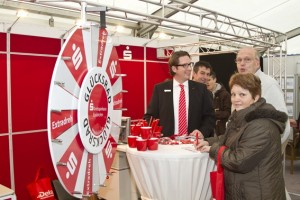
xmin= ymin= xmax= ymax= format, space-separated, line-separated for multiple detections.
xmin=1 ymin=1 xmax=300 ymax=199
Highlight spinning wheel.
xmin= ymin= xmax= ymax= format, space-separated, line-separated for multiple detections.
xmin=47 ymin=24 xmax=123 ymax=198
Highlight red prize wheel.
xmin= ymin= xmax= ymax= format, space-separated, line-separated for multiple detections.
xmin=47 ymin=25 xmax=123 ymax=198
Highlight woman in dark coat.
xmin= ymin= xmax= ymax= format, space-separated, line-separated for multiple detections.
xmin=195 ymin=73 xmax=287 ymax=200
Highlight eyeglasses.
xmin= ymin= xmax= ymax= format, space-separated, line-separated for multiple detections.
xmin=177 ymin=62 xmax=194 ymax=68
xmin=235 ymin=58 xmax=253 ymax=64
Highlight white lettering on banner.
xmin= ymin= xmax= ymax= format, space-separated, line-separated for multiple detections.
xmin=109 ymin=60 xmax=117 ymax=78
xmin=113 ymin=98 xmax=122 ymax=107
xmin=84 ymin=73 xmax=111 ymax=103
xmin=98 ymin=31 xmax=107 ymax=65
xmin=72 ymin=43 xmax=83 ymax=70
xmin=90 ymin=100 xmax=107 ymax=117
xmin=37 ymin=190 xmax=54 ymax=199
xmin=89 ymin=100 xmax=94 ymax=111
xmin=86 ymin=158 xmax=92 ymax=191
xmin=123 ymin=46 xmax=132 ymax=60
xmin=66 ymin=152 xmax=78 ymax=179
xmin=51 ymin=115 xmax=73 ymax=129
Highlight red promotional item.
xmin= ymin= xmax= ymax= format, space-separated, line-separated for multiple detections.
xmin=27 ymin=168 xmax=55 ymax=200
xmin=210 ymin=146 xmax=226 ymax=200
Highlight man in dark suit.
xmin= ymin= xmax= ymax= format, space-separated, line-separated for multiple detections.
xmin=144 ymin=51 xmax=215 ymax=138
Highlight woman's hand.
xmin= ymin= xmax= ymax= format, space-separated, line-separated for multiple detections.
xmin=190 ymin=129 xmax=204 ymax=139
xmin=200 ymin=145 xmax=211 ymax=153
xmin=194 ymin=140 xmax=209 ymax=152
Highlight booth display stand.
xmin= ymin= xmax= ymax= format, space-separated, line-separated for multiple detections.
xmin=99 ymin=145 xmax=139 ymax=200
xmin=0 ymin=184 xmax=16 ymax=200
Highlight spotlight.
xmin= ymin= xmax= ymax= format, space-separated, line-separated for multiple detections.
xmin=16 ymin=10 xmax=28 ymax=17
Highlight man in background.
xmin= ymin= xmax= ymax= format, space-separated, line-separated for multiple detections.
xmin=207 ymin=71 xmax=231 ymax=136
xmin=235 ymin=47 xmax=290 ymax=148
xmin=144 ymin=51 xmax=215 ymax=138
xmin=236 ymin=46 xmax=291 ymax=200
xmin=192 ymin=61 xmax=212 ymax=84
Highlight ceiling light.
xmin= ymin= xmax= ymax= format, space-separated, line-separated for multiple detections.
xmin=116 ymin=25 xmax=125 ymax=33
xmin=159 ymin=32 xmax=167 ymax=39
xmin=75 ymin=19 xmax=82 ymax=26
xmin=16 ymin=10 xmax=28 ymax=17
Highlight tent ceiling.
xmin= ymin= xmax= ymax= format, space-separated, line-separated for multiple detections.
xmin=0 ymin=0 xmax=300 ymax=54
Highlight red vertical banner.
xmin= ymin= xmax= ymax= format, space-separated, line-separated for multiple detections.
xmin=83 ymin=153 xmax=94 ymax=195
xmin=106 ymin=47 xmax=121 ymax=85
xmin=62 ymin=29 xmax=88 ymax=86
xmin=57 ymin=135 xmax=84 ymax=194
xmin=97 ymin=28 xmax=108 ymax=67
xmin=102 ymin=136 xmax=117 ymax=173
xmin=50 ymin=110 xmax=78 ymax=139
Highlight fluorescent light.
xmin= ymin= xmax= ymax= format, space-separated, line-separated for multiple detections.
xmin=75 ymin=19 xmax=82 ymax=26
xmin=159 ymin=32 xmax=167 ymax=39
xmin=16 ymin=10 xmax=28 ymax=17
xmin=116 ymin=25 xmax=125 ymax=33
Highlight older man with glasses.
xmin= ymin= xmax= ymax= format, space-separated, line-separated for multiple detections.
xmin=236 ymin=47 xmax=291 ymax=200
xmin=144 ymin=50 xmax=215 ymax=138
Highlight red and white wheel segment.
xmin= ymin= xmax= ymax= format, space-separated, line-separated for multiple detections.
xmin=47 ymin=25 xmax=123 ymax=198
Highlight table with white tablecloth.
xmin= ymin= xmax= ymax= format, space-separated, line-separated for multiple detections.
xmin=126 ymin=144 xmax=216 ymax=200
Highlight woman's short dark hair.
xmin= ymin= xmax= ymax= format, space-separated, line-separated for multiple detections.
xmin=229 ymin=73 xmax=261 ymax=99
xmin=168 ymin=51 xmax=190 ymax=76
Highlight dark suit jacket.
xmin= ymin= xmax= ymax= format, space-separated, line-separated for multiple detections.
xmin=144 ymin=80 xmax=215 ymax=138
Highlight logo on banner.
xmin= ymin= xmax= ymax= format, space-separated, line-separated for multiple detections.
xmin=72 ymin=44 xmax=83 ymax=70
xmin=123 ymin=46 xmax=132 ymax=60
xmin=78 ymin=67 xmax=113 ymax=154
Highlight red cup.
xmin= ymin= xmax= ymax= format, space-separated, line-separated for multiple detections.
xmin=136 ymin=138 xmax=147 ymax=151
xmin=147 ymin=138 xmax=159 ymax=150
xmin=140 ymin=126 xmax=152 ymax=139
xmin=130 ymin=124 xmax=141 ymax=136
xmin=127 ymin=135 xmax=137 ymax=148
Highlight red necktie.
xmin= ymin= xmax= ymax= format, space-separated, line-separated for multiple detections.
xmin=179 ymin=84 xmax=187 ymax=135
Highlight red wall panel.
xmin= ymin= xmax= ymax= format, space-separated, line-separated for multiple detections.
xmin=146 ymin=61 xmax=171 ymax=105
xmin=0 ymin=33 xmax=6 ymax=51
xmin=146 ymin=47 xmax=169 ymax=61
xmin=116 ymin=45 xmax=144 ymax=60
xmin=10 ymin=55 xmax=55 ymax=132
xmin=0 ymin=54 xmax=8 ymax=134
xmin=13 ymin=132 xmax=57 ymax=199
xmin=10 ymin=34 xmax=61 ymax=55
xmin=0 ymin=135 xmax=11 ymax=188
xmin=120 ymin=60 xmax=145 ymax=120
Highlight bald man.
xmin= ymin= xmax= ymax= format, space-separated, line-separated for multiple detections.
xmin=236 ymin=47 xmax=291 ymax=200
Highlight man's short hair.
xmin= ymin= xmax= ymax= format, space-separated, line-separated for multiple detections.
xmin=210 ymin=71 xmax=216 ymax=79
xmin=168 ymin=51 xmax=191 ymax=76
xmin=193 ymin=61 xmax=212 ymax=74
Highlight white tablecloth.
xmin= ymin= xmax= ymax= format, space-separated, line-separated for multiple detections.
xmin=126 ymin=144 xmax=216 ymax=200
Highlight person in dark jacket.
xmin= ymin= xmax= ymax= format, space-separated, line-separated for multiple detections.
xmin=144 ymin=51 xmax=215 ymax=138
xmin=195 ymin=73 xmax=287 ymax=200
xmin=206 ymin=71 xmax=231 ymax=136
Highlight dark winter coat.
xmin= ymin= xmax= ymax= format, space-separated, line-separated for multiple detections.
xmin=213 ymin=84 xmax=231 ymax=136
xmin=206 ymin=98 xmax=287 ymax=200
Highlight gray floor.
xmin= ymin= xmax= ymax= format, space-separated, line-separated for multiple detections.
xmin=285 ymin=159 xmax=300 ymax=200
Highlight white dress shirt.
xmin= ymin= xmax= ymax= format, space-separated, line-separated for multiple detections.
xmin=255 ymin=68 xmax=291 ymax=152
